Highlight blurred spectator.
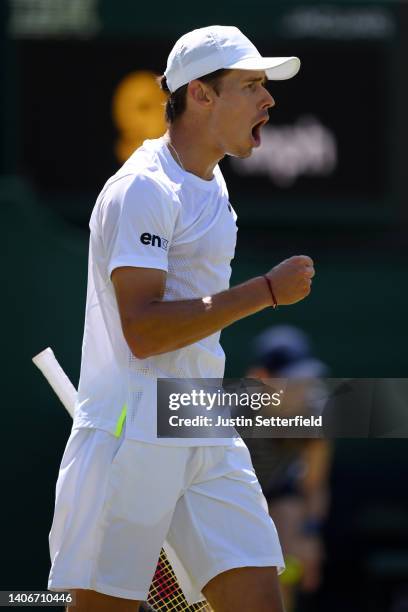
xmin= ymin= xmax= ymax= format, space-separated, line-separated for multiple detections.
xmin=244 ymin=325 xmax=332 ymax=612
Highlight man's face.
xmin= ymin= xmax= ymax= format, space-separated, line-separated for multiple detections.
xmin=208 ymin=69 xmax=275 ymax=158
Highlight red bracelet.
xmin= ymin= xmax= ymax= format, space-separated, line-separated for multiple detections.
xmin=263 ymin=275 xmax=278 ymax=309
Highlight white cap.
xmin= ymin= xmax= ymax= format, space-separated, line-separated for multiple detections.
xmin=164 ymin=25 xmax=301 ymax=93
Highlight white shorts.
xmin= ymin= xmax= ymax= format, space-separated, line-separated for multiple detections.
xmin=48 ymin=427 xmax=284 ymax=604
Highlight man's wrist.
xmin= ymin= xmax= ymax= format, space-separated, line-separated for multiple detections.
xmin=251 ymin=276 xmax=275 ymax=309
xmin=263 ymin=275 xmax=278 ymax=309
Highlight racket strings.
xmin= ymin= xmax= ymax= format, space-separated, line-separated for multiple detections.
xmin=147 ymin=548 xmax=212 ymax=611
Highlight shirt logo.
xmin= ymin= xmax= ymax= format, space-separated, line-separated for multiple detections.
xmin=140 ymin=232 xmax=168 ymax=251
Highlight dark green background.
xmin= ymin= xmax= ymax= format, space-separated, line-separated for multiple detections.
xmin=1 ymin=1 xmax=408 ymax=610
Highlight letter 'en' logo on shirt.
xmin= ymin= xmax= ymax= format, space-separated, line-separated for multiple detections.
xmin=140 ymin=232 xmax=168 ymax=251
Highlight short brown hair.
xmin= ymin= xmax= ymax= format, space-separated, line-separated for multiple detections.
xmin=159 ymin=69 xmax=231 ymax=123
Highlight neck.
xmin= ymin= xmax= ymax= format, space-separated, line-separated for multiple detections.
xmin=166 ymin=120 xmax=224 ymax=181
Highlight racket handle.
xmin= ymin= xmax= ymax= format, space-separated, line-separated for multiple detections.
xmin=32 ymin=347 xmax=77 ymax=418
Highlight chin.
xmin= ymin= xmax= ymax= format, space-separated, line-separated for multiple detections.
xmin=227 ymin=144 xmax=253 ymax=159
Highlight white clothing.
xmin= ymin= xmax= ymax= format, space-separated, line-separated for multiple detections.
xmin=48 ymin=428 xmax=285 ymax=603
xmin=74 ymin=137 xmax=238 ymax=445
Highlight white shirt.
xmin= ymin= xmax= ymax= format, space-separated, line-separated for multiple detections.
xmin=74 ymin=137 xmax=238 ymax=445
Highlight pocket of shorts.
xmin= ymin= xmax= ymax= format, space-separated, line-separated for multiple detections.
xmin=225 ymin=440 xmax=256 ymax=475
xmin=110 ymin=431 xmax=127 ymax=467
xmin=59 ymin=428 xmax=95 ymax=471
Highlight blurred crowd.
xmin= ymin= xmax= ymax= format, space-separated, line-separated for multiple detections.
xmin=243 ymin=326 xmax=408 ymax=612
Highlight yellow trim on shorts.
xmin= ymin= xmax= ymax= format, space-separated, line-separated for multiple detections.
xmin=114 ymin=404 xmax=127 ymax=438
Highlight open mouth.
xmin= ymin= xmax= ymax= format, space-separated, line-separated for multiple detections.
xmin=251 ymin=119 xmax=267 ymax=148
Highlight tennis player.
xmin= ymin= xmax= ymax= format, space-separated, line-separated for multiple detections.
xmin=48 ymin=26 xmax=315 ymax=612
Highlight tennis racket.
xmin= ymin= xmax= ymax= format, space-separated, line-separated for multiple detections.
xmin=33 ymin=347 xmax=211 ymax=612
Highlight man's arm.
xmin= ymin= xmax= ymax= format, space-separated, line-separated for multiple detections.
xmin=111 ymin=255 xmax=314 ymax=359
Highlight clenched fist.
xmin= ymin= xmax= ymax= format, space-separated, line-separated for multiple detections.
xmin=265 ymin=255 xmax=315 ymax=306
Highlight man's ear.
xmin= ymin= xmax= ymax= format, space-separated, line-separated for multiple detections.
xmin=187 ymin=80 xmax=214 ymax=107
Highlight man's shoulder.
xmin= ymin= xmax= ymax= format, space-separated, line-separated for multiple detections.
xmin=110 ymin=167 xmax=174 ymax=201
xmin=99 ymin=147 xmax=178 ymax=211
xmin=110 ymin=150 xmax=173 ymax=196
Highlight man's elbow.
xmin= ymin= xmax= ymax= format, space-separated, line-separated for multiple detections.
xmin=122 ymin=320 xmax=159 ymax=360
xmin=129 ymin=342 xmax=151 ymax=360
xmin=125 ymin=334 xmax=155 ymax=360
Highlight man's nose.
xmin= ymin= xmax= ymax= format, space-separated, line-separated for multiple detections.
xmin=261 ymin=90 xmax=275 ymax=110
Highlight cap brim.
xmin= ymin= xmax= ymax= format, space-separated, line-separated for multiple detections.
xmin=225 ymin=56 xmax=300 ymax=80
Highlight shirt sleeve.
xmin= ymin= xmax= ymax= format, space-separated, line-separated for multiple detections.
xmin=99 ymin=173 xmax=179 ymax=279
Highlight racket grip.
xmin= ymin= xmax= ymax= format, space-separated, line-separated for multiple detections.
xmin=32 ymin=347 xmax=77 ymax=418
